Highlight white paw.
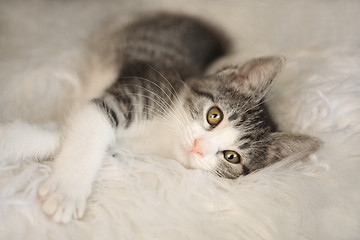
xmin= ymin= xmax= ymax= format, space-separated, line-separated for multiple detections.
xmin=38 ymin=175 xmax=91 ymax=223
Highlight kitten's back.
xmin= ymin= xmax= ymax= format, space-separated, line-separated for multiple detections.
xmin=117 ymin=13 xmax=228 ymax=79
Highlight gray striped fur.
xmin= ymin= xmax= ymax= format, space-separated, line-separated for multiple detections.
xmin=93 ymin=13 xmax=321 ymax=178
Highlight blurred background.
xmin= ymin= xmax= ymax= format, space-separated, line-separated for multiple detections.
xmin=0 ymin=0 xmax=359 ymax=122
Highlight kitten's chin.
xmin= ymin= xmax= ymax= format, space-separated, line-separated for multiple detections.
xmin=172 ymin=155 xmax=191 ymax=169
xmin=170 ymin=144 xmax=195 ymax=169
xmin=174 ymin=151 xmax=205 ymax=170
xmin=161 ymin=143 xmax=215 ymax=172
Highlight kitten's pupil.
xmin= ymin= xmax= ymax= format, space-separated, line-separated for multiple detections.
xmin=207 ymin=107 xmax=223 ymax=127
xmin=223 ymin=150 xmax=240 ymax=164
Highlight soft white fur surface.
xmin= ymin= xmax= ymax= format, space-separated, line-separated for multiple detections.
xmin=1 ymin=0 xmax=360 ymax=239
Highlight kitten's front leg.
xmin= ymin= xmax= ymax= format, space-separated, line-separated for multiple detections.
xmin=38 ymin=101 xmax=116 ymax=223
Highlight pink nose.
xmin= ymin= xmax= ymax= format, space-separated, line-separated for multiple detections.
xmin=191 ymin=139 xmax=203 ymax=155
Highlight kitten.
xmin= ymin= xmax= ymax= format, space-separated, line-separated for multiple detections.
xmin=38 ymin=13 xmax=321 ymax=223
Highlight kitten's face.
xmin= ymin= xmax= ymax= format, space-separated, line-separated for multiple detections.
xmin=170 ymin=56 xmax=321 ymax=178
xmin=179 ymin=78 xmax=270 ymax=178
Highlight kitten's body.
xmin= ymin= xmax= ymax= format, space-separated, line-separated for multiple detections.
xmin=38 ymin=13 xmax=320 ymax=223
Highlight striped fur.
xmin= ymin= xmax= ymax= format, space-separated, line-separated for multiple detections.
xmin=38 ymin=13 xmax=322 ymax=223
xmin=94 ymin=14 xmax=321 ymax=178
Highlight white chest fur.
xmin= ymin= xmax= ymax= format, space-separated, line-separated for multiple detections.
xmin=115 ymin=120 xmax=182 ymax=160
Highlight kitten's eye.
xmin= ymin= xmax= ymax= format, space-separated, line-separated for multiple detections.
xmin=207 ymin=107 xmax=223 ymax=127
xmin=223 ymin=150 xmax=241 ymax=164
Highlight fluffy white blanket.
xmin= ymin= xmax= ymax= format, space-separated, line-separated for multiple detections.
xmin=1 ymin=1 xmax=359 ymax=239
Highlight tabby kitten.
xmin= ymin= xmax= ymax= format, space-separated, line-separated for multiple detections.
xmin=38 ymin=13 xmax=321 ymax=223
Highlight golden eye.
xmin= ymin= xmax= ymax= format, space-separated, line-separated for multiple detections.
xmin=207 ymin=107 xmax=223 ymax=127
xmin=223 ymin=150 xmax=241 ymax=164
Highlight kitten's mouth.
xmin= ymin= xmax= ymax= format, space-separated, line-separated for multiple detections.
xmin=172 ymin=143 xmax=198 ymax=169
xmin=184 ymin=146 xmax=206 ymax=170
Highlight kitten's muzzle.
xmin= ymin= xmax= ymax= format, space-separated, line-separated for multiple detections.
xmin=190 ymin=139 xmax=203 ymax=155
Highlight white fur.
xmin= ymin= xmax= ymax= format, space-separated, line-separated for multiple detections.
xmin=0 ymin=121 xmax=60 ymax=164
xmin=38 ymin=103 xmax=116 ymax=223
xmin=0 ymin=0 xmax=360 ymax=239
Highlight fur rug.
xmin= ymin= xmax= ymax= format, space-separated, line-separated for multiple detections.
xmin=1 ymin=0 xmax=359 ymax=239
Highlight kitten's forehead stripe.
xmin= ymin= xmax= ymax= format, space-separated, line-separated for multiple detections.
xmin=239 ymin=134 xmax=253 ymax=141
xmin=185 ymin=98 xmax=201 ymax=119
xmin=228 ymin=112 xmax=238 ymax=121
xmin=191 ymin=87 xmax=215 ymax=102
xmin=239 ymin=142 xmax=250 ymax=149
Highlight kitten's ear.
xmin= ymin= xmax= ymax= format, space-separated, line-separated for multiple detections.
xmin=265 ymin=132 xmax=322 ymax=165
xmin=221 ymin=56 xmax=285 ymax=101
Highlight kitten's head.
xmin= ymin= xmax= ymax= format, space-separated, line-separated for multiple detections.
xmin=174 ymin=56 xmax=321 ymax=178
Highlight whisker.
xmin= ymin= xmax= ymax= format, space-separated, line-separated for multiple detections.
xmin=117 ymin=69 xmax=195 ymax=146
xmin=119 ymin=75 xmax=176 ymax=109
xmin=146 ymin=64 xmax=193 ymax=133
xmin=123 ymin=103 xmax=180 ymax=131
xmin=112 ymin=84 xmax=188 ymax=130
xmin=148 ymin=65 xmax=193 ymax=119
